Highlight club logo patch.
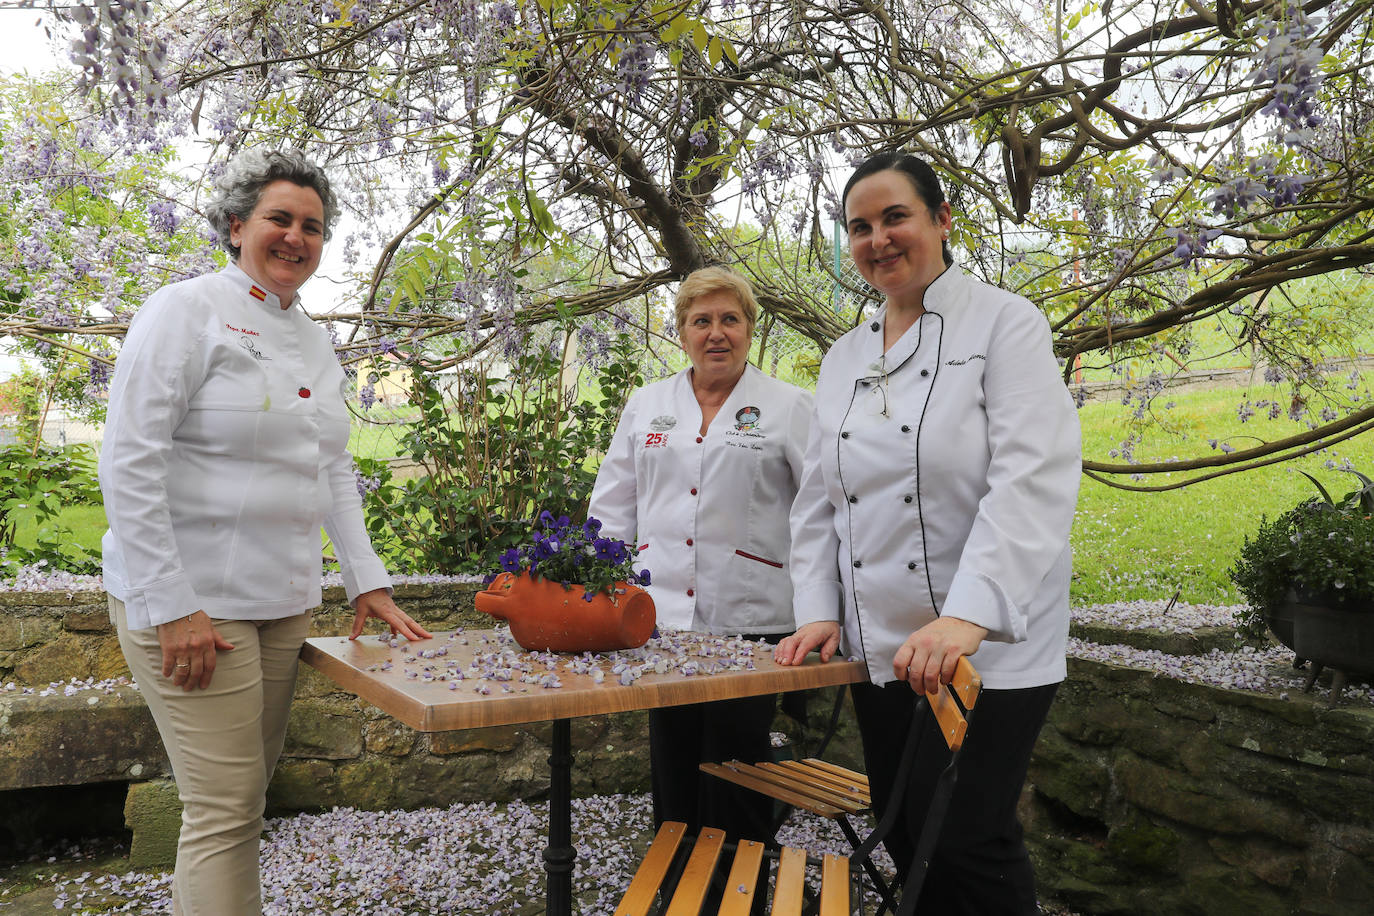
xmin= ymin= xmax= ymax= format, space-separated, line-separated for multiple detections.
xmin=734 ymin=406 xmax=762 ymax=430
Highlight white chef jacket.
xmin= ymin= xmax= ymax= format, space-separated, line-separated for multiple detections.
xmin=100 ymin=263 xmax=391 ymax=630
xmin=589 ymin=364 xmax=812 ymax=634
xmin=790 ymin=267 xmax=1081 ymax=688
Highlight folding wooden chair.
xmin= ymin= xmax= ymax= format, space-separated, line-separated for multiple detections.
xmin=698 ymin=656 xmax=982 ymax=915
xmin=614 ymin=820 xmax=851 ymax=916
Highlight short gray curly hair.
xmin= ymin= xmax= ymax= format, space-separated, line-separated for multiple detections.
xmin=205 ymin=148 xmax=338 ymax=259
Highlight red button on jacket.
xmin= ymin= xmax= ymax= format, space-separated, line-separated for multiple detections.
xmin=298 ymin=387 xmax=311 ymax=398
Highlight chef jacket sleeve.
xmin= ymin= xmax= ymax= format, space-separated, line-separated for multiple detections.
xmin=322 ymin=375 xmax=392 ymax=606
xmin=98 ymin=289 xmax=209 ymax=629
xmin=788 ymin=395 xmax=843 ymax=628
xmin=785 ymin=389 xmax=813 ymax=488
xmin=587 ymin=389 xmax=640 ymax=544
xmin=941 ymin=298 xmax=1081 ymax=643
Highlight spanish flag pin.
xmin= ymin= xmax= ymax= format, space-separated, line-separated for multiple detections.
xmin=249 ymin=285 xmax=267 ymax=301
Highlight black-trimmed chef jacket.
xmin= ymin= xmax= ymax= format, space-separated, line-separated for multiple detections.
xmin=789 ymin=267 xmax=1081 ymax=689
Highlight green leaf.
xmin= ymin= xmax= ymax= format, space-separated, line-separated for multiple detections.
xmin=720 ymin=37 xmax=739 ymax=66
xmin=1299 ymin=471 xmax=1335 ymax=505
xmin=692 ymin=22 xmax=709 ymax=53
xmin=660 ymin=14 xmax=695 ymax=43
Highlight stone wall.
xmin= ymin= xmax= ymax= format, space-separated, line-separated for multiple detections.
xmin=0 ymin=583 xmax=490 ymax=685
xmin=1024 ymin=657 xmax=1374 ymax=916
xmin=0 ymin=584 xmax=668 ymax=807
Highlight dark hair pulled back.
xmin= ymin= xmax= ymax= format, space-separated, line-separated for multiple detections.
xmin=841 ymin=151 xmax=953 ymax=267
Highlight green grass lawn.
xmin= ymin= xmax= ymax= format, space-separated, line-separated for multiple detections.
xmin=21 ymin=375 xmax=1374 ymax=607
xmin=11 ymin=503 xmax=106 ymax=558
xmin=1070 ymin=374 xmax=1374 ymax=604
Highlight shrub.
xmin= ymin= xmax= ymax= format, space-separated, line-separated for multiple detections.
xmin=355 ymin=324 xmax=643 ymax=575
xmin=1230 ymin=470 xmax=1374 ymax=636
xmin=0 ymin=442 xmax=103 ymax=574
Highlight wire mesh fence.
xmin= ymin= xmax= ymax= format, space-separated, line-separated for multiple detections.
xmin=345 ymin=259 xmax=876 ymax=465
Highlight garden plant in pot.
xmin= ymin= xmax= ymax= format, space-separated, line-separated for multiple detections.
xmin=1230 ymin=468 xmax=1374 ymax=698
xmin=475 ymin=511 xmax=655 ymax=652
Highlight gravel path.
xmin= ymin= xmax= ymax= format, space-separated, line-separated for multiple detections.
xmin=1 ymin=794 xmax=1089 ymax=915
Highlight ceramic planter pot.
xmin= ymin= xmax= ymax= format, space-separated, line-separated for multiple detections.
xmin=475 ymin=571 xmax=655 ymax=652
xmin=1284 ymin=597 xmax=1374 ymax=676
xmin=1263 ymin=601 xmax=1298 ymax=655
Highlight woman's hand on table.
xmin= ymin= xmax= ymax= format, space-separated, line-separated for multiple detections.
xmin=893 ymin=617 xmax=987 ymax=695
xmin=158 ymin=611 xmax=235 ymax=691
xmin=773 ymin=621 xmax=841 ymax=665
xmin=349 ymin=589 xmax=433 ymax=642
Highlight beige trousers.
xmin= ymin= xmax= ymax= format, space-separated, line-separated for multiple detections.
xmin=113 ymin=597 xmax=310 ymax=916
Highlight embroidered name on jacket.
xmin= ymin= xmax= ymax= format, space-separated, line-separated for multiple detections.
xmin=945 ymin=353 xmax=987 ymax=365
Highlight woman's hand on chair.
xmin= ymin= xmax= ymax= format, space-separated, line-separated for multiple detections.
xmin=893 ymin=617 xmax=987 ymax=695
xmin=773 ymin=621 xmax=841 ymax=665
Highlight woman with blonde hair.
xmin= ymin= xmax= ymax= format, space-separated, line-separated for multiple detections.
xmin=590 ymin=266 xmax=811 ymax=861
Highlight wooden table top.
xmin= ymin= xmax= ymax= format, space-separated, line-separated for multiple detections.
xmin=301 ymin=628 xmax=866 ymax=732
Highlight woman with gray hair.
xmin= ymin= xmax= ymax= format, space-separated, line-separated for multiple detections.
xmin=100 ymin=147 xmax=429 ymax=915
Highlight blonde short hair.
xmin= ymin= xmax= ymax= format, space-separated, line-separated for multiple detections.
xmin=673 ymin=266 xmax=759 ymax=335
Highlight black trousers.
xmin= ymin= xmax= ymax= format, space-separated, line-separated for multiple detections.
xmin=648 ymin=691 xmax=778 ymax=844
xmin=851 ymin=679 xmax=1059 ymax=916
xmin=649 ymin=692 xmax=778 ymax=916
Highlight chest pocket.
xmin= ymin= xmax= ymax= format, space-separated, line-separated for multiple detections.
xmin=187 ymin=330 xmax=270 ymax=411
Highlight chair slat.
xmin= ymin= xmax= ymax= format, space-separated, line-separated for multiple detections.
xmin=769 ymin=846 xmax=808 ymax=916
xmin=716 ymin=839 xmax=766 ymax=916
xmin=772 ymin=759 xmax=866 ymax=795
xmin=766 ymin=761 xmax=871 ymax=807
xmin=799 ymin=757 xmax=870 ymax=790
xmin=927 ymin=683 xmax=968 ymax=751
xmin=700 ymin=762 xmax=847 ymax=817
xmin=751 ymin=762 xmax=868 ymax=813
xmin=818 ymin=853 xmax=850 ymax=916
xmin=665 ymin=827 xmax=726 ymax=916
xmin=950 ymin=655 xmax=983 ymax=710
xmin=613 ymin=821 xmax=687 ymax=916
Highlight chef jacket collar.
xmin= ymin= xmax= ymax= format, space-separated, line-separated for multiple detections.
xmin=683 ymin=362 xmax=759 ymax=431
xmin=221 ymin=261 xmax=302 ymax=313
xmin=862 ymin=266 xmax=960 ymax=380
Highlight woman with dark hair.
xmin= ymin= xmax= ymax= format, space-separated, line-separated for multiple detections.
xmin=101 ymin=147 xmax=430 ymax=915
xmin=775 ymin=150 xmax=1081 ymax=913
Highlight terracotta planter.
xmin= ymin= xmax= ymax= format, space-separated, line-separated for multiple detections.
xmin=475 ymin=571 xmax=655 ymax=652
